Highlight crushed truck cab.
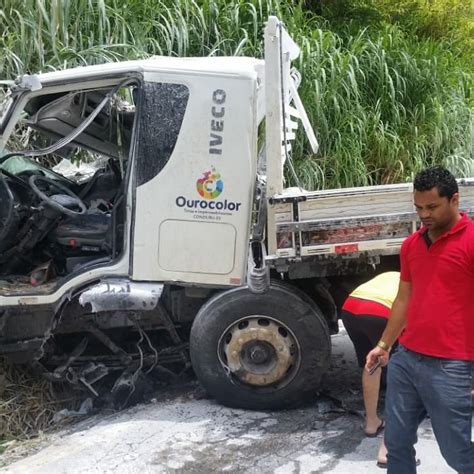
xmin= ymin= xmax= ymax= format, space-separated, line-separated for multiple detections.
xmin=0 ymin=17 xmax=473 ymax=410
xmin=0 ymin=55 xmax=263 ymax=293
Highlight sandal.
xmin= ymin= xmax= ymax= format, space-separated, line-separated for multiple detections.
xmin=364 ymin=420 xmax=385 ymax=438
xmin=376 ymin=458 xmax=421 ymax=469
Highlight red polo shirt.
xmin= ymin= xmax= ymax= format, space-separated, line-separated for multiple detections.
xmin=399 ymin=213 xmax=474 ymax=360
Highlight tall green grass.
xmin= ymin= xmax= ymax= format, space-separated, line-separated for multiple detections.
xmin=291 ymin=23 xmax=473 ymax=188
xmin=0 ymin=0 xmax=275 ymax=72
xmin=0 ymin=0 xmax=472 ymax=189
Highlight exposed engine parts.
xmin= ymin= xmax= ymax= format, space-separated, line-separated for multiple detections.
xmin=1 ymin=283 xmax=195 ymax=409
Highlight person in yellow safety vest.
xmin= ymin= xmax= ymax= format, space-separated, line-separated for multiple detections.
xmin=341 ymin=271 xmax=399 ymax=468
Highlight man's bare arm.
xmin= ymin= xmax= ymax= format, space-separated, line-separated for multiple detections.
xmin=365 ymin=280 xmax=411 ymax=370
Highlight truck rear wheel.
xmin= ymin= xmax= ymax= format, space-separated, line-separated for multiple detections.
xmin=189 ymin=282 xmax=330 ymax=410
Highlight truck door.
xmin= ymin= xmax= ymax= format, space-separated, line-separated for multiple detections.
xmin=132 ymin=68 xmax=259 ymax=287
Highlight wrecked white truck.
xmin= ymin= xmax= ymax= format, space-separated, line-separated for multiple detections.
xmin=1 ymin=17 xmax=474 ymax=410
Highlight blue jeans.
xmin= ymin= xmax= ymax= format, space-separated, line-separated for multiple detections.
xmin=385 ymin=345 xmax=474 ymax=474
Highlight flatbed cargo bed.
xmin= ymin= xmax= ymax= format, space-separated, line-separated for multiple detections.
xmin=267 ymin=178 xmax=474 ymax=260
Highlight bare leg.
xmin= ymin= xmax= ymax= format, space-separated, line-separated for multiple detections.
xmin=377 ymin=437 xmax=388 ymax=464
xmin=362 ymin=366 xmax=383 ymax=434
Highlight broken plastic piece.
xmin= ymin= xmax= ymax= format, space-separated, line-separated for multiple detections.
xmin=78 ymin=279 xmax=164 ymax=312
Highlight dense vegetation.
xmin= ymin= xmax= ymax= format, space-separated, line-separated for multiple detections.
xmin=0 ymin=0 xmax=472 ymax=189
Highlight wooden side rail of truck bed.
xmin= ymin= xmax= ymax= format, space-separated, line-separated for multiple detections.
xmin=267 ymin=178 xmax=474 ymax=260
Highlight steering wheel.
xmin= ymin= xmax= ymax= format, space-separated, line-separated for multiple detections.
xmin=28 ymin=175 xmax=87 ymax=217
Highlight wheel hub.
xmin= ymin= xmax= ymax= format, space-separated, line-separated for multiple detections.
xmin=247 ymin=343 xmax=271 ymax=364
xmin=221 ymin=318 xmax=297 ymax=386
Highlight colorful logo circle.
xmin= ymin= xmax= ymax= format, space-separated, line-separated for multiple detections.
xmin=196 ymin=169 xmax=223 ymax=199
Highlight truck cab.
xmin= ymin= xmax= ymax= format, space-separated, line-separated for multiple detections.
xmin=0 ymin=55 xmax=264 ymax=295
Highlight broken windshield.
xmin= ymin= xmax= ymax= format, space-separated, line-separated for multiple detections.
xmin=0 ymin=154 xmax=74 ymax=183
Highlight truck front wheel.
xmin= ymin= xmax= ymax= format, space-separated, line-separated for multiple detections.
xmin=189 ymin=282 xmax=330 ymax=410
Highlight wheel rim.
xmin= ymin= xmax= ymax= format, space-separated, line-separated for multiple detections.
xmin=218 ymin=316 xmax=301 ymax=389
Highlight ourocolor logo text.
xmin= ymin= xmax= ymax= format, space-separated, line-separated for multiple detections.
xmin=175 ymin=169 xmax=242 ymax=212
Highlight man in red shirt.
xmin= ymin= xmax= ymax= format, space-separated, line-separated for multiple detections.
xmin=366 ymin=166 xmax=474 ymax=473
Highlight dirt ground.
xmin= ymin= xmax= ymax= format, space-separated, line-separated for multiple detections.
xmin=0 ymin=327 xmax=460 ymax=473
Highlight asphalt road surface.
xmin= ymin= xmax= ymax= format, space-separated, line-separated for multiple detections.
xmin=1 ymin=327 xmax=464 ymax=473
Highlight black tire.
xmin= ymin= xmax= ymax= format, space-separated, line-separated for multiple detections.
xmin=189 ymin=281 xmax=331 ymax=410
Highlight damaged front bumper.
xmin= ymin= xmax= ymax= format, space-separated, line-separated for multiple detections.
xmin=0 ymin=279 xmax=189 ymax=408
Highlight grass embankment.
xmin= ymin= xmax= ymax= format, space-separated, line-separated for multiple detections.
xmin=0 ymin=0 xmax=472 ymax=187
